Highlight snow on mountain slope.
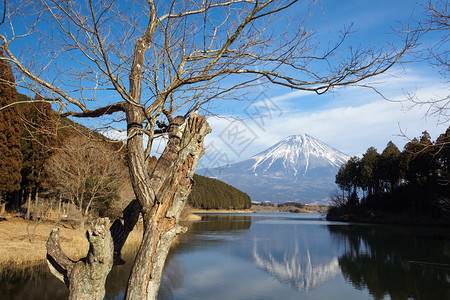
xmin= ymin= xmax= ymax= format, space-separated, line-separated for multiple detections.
xmin=197 ymin=134 xmax=350 ymax=204
xmin=250 ymin=134 xmax=349 ymax=178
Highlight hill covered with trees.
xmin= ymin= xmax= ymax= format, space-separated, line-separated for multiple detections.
xmin=0 ymin=51 xmax=129 ymax=222
xmin=188 ymin=174 xmax=251 ymax=210
xmin=327 ymin=128 xmax=450 ymax=226
xmin=2 ymin=94 xmax=130 ymax=222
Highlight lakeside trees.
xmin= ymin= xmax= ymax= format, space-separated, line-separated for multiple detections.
xmin=328 ymin=127 xmax=450 ymax=224
xmin=0 ymin=0 xmax=418 ymax=299
xmin=19 ymin=95 xmax=60 ymax=219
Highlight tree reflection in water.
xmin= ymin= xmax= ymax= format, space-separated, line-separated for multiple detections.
xmin=4 ymin=215 xmax=448 ymax=300
xmin=0 ymin=263 xmax=68 ymax=300
xmin=328 ymin=225 xmax=450 ymax=300
xmin=105 ymin=239 xmax=185 ymax=300
xmin=190 ymin=215 xmax=252 ymax=232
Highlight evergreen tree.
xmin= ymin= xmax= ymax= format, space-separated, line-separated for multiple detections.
xmin=435 ymin=127 xmax=450 ymax=186
xmin=188 ymin=174 xmax=251 ymax=210
xmin=379 ymin=141 xmax=401 ymax=193
xmin=435 ymin=127 xmax=450 ymax=217
xmin=360 ymin=147 xmax=380 ymax=198
xmin=19 ymin=94 xmax=59 ymax=205
xmin=403 ymin=131 xmax=436 ymax=186
xmin=330 ymin=128 xmax=450 ymax=224
xmin=0 ymin=50 xmax=23 ymax=207
xmin=335 ymin=156 xmax=361 ymax=203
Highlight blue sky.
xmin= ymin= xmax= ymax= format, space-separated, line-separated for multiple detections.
xmin=5 ymin=0 xmax=447 ymax=168
xmin=195 ymin=0 xmax=449 ymax=169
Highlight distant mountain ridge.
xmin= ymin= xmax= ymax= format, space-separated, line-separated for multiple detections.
xmin=197 ymin=134 xmax=350 ymax=204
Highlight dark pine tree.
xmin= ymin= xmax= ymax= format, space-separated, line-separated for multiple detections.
xmin=360 ymin=147 xmax=380 ymax=199
xmin=19 ymin=95 xmax=60 ymax=218
xmin=403 ymin=131 xmax=436 ymax=187
xmin=379 ymin=141 xmax=401 ymax=193
xmin=0 ymin=49 xmax=23 ymax=208
xmin=434 ymin=127 xmax=450 ymax=218
xmin=435 ymin=127 xmax=450 ymax=186
xmin=19 ymin=94 xmax=60 ymax=211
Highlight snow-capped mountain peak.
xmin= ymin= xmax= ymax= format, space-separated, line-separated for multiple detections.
xmin=197 ymin=133 xmax=350 ymax=204
xmin=250 ymin=134 xmax=349 ymax=177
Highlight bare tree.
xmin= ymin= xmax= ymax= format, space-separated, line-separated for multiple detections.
xmin=0 ymin=0 xmax=415 ymax=299
xmin=45 ymin=135 xmax=126 ymax=228
xmin=401 ymin=0 xmax=449 ymax=122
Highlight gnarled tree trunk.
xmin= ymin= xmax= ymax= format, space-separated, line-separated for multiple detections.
xmin=125 ymin=113 xmax=211 ymax=300
xmin=46 ymin=113 xmax=210 ymax=300
xmin=46 ymin=218 xmax=113 ymax=300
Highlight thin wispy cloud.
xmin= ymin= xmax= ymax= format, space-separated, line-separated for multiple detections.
xmin=200 ymin=65 xmax=448 ymax=168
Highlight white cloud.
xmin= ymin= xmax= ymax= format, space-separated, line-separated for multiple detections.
xmin=200 ymin=67 xmax=448 ymax=168
xmin=99 ymin=66 xmax=447 ymax=169
xmin=101 ymin=128 xmax=167 ymax=157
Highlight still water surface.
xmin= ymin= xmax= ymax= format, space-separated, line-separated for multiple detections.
xmin=1 ymin=212 xmax=449 ymax=299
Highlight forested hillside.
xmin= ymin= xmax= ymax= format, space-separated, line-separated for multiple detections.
xmin=327 ymin=129 xmax=450 ymax=225
xmin=9 ymin=95 xmax=129 ymax=221
xmin=188 ymin=174 xmax=251 ymax=210
xmin=0 ymin=54 xmax=130 ymax=222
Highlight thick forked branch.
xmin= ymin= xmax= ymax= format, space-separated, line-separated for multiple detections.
xmin=46 ymin=218 xmax=113 ymax=300
xmin=46 ymin=228 xmax=75 ymax=285
xmin=46 ymin=200 xmax=143 ymax=289
xmin=125 ymin=113 xmax=211 ymax=300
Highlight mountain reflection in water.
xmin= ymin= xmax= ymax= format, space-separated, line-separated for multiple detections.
xmin=250 ymin=221 xmax=340 ymax=292
xmin=1 ymin=213 xmax=449 ymax=300
xmin=164 ymin=213 xmax=342 ymax=298
xmin=252 ymin=246 xmax=339 ymax=292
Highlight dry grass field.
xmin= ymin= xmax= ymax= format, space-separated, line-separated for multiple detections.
xmin=0 ymin=214 xmax=143 ymax=268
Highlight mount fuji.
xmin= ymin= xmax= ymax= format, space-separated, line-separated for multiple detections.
xmin=197 ymin=134 xmax=350 ymax=205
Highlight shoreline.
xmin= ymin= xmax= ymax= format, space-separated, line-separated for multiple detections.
xmin=326 ymin=211 xmax=450 ymax=227
xmin=190 ymin=204 xmax=329 ymax=214
xmin=190 ymin=209 xmax=255 ymax=214
xmin=1 ymin=207 xmax=324 ymax=268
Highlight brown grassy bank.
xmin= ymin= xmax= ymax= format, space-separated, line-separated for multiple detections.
xmin=0 ymin=214 xmax=143 ymax=269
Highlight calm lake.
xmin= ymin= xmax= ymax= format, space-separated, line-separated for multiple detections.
xmin=1 ymin=212 xmax=449 ymax=299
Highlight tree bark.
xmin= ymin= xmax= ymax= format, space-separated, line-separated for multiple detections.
xmin=26 ymin=192 xmax=31 ymax=220
xmin=125 ymin=113 xmax=211 ymax=300
xmin=46 ymin=218 xmax=114 ymax=300
xmin=45 ymin=114 xmax=210 ymax=300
